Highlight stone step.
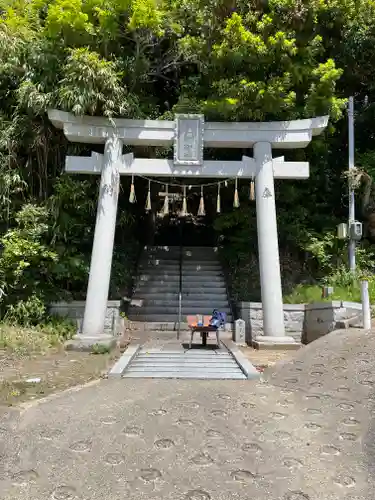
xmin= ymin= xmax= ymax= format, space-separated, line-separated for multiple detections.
xmin=131 ymin=290 xmax=228 ymax=305
xmin=134 ymin=357 xmax=232 ymax=363
xmin=136 ymin=282 xmax=227 ymax=291
xmin=139 ymin=257 xmax=221 ymax=268
xmin=183 ymin=276 xmax=225 ymax=282
xmin=141 ymin=253 xmax=179 ymax=259
xmin=182 ymin=246 xmax=218 ymax=251
xmin=133 ymin=291 xmax=228 ymax=297
xmin=178 ymin=300 xmax=230 ymax=307
xmin=141 ymin=257 xmax=179 ymax=262
xmin=132 ymin=289 xmax=180 ymax=296
xmin=126 ymin=319 xmax=185 ymax=329
xmin=182 ymin=264 xmax=222 ymax=270
xmin=139 ymin=263 xmax=222 ymax=270
xmin=123 ymin=345 xmax=246 ymax=380
xmin=126 ymin=321 xmax=234 ymax=331
xmin=182 ymin=286 xmax=227 ymax=293
xmin=130 ymin=299 xmax=230 ymax=307
xmin=138 ymin=265 xmax=179 ymax=272
xmin=123 ymin=371 xmax=245 ymax=379
xmin=141 ymin=257 xmax=179 ymax=261
xmin=135 ymin=284 xmax=227 ymax=293
xmin=143 ymin=257 xmax=219 ymax=263
xmin=145 ymin=245 xmax=217 ymax=252
xmin=133 ymin=289 xmax=181 ymax=296
xmin=181 ymin=256 xmax=219 ymax=260
xmin=126 ymin=365 xmax=239 ymax=372
xmin=127 ymin=314 xmax=233 ymax=323
xmin=135 ymin=278 xmax=227 ymax=285
xmin=183 ymin=257 xmax=221 ymax=262
xmin=128 ymin=316 xmax=233 ymax=324
xmin=136 ymin=280 xmax=180 ymax=287
xmin=182 ymin=247 xmax=218 ymax=252
xmin=139 ymin=269 xmax=223 ymax=277
xmin=131 ymin=299 xmax=186 ymax=304
xmin=133 ymin=284 xmax=178 ymax=291
xmin=135 ymin=354 xmax=233 ymax=360
xmin=133 ymin=362 xmax=236 ymax=369
xmin=145 ymin=248 xmax=218 ymax=256
xmin=139 ymin=268 xmax=224 ymax=276
xmin=134 ymin=285 xmax=227 ymax=294
xmin=127 ymin=314 xmax=181 ymax=322
xmin=130 ymin=312 xmax=232 ymax=320
xmin=133 ymin=292 xmax=228 ymax=300
xmin=129 ymin=305 xmax=232 ymax=313
xmin=138 ymin=271 xmax=224 ymax=278
xmin=133 ymin=288 xmax=227 ymax=299
xmin=138 ymin=275 xmax=226 ymax=283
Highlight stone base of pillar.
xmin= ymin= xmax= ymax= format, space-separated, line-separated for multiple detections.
xmin=252 ymin=335 xmax=301 ymax=350
xmin=65 ymin=334 xmax=117 ymax=352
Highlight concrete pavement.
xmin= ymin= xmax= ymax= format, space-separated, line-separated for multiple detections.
xmin=0 ymin=327 xmax=373 ymax=499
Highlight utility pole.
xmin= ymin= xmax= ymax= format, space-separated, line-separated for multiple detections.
xmin=348 ymin=96 xmax=356 ymax=272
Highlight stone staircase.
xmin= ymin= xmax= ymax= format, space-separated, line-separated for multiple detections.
xmin=128 ymin=246 xmax=232 ymax=328
xmin=122 ymin=345 xmax=246 ymax=379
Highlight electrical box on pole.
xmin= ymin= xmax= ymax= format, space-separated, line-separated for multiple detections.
xmin=337 ymin=223 xmax=348 ymax=240
xmin=350 ymin=221 xmax=363 ymax=241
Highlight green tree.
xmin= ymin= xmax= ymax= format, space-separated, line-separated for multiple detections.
xmin=1 ymin=0 xmax=375 ymax=314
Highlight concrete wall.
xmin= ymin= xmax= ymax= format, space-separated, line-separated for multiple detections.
xmin=238 ymin=302 xmax=305 ymax=343
xmin=49 ymin=301 xmax=124 ymax=336
xmin=304 ymin=301 xmax=362 ymax=343
xmin=237 ymin=301 xmax=363 ymax=344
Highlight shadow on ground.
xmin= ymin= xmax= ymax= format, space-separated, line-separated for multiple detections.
xmin=0 ymin=328 xmax=373 ymax=499
xmin=0 ymin=348 xmax=120 ymax=406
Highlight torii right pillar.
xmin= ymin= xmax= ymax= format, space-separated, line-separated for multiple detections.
xmin=253 ymin=142 xmax=296 ymax=349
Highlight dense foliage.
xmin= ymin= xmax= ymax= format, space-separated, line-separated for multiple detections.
xmin=2 ymin=0 xmax=375 ymax=320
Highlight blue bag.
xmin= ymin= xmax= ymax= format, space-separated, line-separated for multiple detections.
xmin=209 ymin=309 xmax=226 ymax=329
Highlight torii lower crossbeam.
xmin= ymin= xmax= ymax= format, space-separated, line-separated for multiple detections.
xmin=66 ymin=153 xmax=309 ymax=179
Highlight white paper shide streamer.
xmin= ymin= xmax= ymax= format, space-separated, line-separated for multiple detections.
xmin=197 ymin=185 xmax=205 ymax=216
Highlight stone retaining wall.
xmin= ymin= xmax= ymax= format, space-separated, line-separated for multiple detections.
xmin=49 ymin=299 xmax=364 ymax=342
xmin=49 ymin=301 xmax=124 ymax=336
xmin=304 ymin=301 xmax=362 ymax=343
xmin=237 ymin=301 xmax=363 ymax=344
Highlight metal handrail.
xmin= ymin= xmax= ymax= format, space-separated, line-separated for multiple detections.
xmin=177 ymin=291 xmax=182 ymax=340
xmin=177 ymin=223 xmax=183 ymax=339
xmin=216 ymin=241 xmax=236 ymax=324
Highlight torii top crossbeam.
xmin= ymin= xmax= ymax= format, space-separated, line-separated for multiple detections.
xmin=49 ymin=109 xmax=328 ymax=149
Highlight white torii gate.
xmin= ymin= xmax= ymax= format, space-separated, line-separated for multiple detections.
xmin=48 ymin=110 xmax=328 ymax=348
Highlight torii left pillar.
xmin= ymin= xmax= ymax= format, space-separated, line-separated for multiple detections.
xmin=81 ymin=135 xmax=122 ymax=339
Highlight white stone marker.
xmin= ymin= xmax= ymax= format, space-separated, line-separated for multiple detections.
xmin=234 ymin=319 xmax=246 ymax=344
xmin=360 ymin=280 xmax=372 ymax=330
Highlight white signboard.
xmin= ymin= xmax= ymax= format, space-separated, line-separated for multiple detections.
xmin=174 ymin=114 xmax=204 ymax=166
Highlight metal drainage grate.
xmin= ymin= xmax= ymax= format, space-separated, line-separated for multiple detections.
xmin=122 ymin=346 xmax=247 ymax=380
